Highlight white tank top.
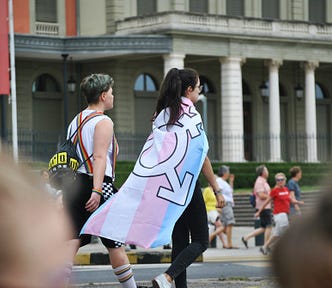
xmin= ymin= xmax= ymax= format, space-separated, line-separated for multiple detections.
xmin=67 ymin=109 xmax=117 ymax=178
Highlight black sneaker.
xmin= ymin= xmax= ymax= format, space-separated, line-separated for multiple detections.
xmin=241 ymin=237 xmax=248 ymax=249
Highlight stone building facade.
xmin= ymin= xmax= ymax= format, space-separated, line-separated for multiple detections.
xmin=1 ymin=0 xmax=332 ymax=163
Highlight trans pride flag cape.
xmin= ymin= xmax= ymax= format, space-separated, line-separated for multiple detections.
xmin=81 ymin=97 xmax=209 ymax=248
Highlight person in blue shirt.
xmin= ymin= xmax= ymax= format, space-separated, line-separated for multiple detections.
xmin=286 ymin=166 xmax=302 ymax=216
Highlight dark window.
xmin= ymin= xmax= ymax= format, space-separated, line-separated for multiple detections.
xmin=36 ymin=0 xmax=57 ymax=22
xmin=226 ymin=0 xmax=244 ymax=17
xmin=137 ymin=0 xmax=157 ymax=16
xmin=242 ymin=80 xmax=251 ymax=96
xmin=315 ymin=83 xmax=327 ymax=99
xmin=309 ymin=0 xmax=326 ymax=23
xmin=262 ymin=0 xmax=279 ymax=20
xmin=32 ymin=74 xmax=60 ymax=93
xmin=134 ymin=74 xmax=158 ymax=92
xmin=189 ymin=0 xmax=208 ymax=13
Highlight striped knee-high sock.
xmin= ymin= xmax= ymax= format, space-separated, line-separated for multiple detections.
xmin=113 ymin=264 xmax=137 ymax=288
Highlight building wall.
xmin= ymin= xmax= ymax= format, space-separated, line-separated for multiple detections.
xmin=13 ymin=0 xmax=30 ymax=33
xmin=79 ymin=0 xmax=106 ymax=35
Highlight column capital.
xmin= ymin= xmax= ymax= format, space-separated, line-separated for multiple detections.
xmin=304 ymin=61 xmax=319 ymax=72
xmin=219 ymin=57 xmax=246 ymax=65
xmin=265 ymin=59 xmax=283 ymax=69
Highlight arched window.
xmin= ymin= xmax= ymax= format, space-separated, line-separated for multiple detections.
xmin=199 ymin=76 xmax=215 ymax=94
xmin=134 ymin=73 xmax=159 ymax=137
xmin=32 ymin=74 xmax=60 ymax=93
xmin=189 ymin=0 xmax=208 ymax=13
xmin=315 ymin=83 xmax=327 ymax=99
xmin=134 ymin=73 xmax=158 ymax=92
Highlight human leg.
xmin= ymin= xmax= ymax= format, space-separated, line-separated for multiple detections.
xmin=221 ymin=203 xmax=236 ymax=248
xmin=209 ymin=226 xmax=224 ymax=243
xmin=243 ymin=227 xmax=265 ymax=242
xmin=261 ymin=213 xmax=289 ymax=255
xmin=152 ymin=213 xmax=188 ymax=288
xmin=154 ymin=181 xmax=208 ymax=288
xmin=214 ymin=219 xmax=226 ymax=247
xmin=107 ymin=246 xmax=136 ymax=288
xmin=264 ymin=226 xmax=272 ymax=245
xmin=225 ymin=225 xmax=235 ymax=248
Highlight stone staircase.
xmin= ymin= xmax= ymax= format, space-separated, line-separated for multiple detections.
xmin=233 ymin=190 xmax=322 ymax=226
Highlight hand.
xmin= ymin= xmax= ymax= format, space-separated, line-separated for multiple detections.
xmin=85 ymin=192 xmax=101 ymax=212
xmin=229 ymin=174 xmax=235 ymax=182
xmin=216 ymin=194 xmax=225 ymax=208
xmin=254 ymin=211 xmax=260 ymax=218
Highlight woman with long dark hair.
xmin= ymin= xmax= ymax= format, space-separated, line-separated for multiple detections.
xmin=152 ymin=68 xmax=225 ymax=288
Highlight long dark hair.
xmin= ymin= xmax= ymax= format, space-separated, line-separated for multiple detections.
xmin=153 ymin=68 xmax=199 ymax=126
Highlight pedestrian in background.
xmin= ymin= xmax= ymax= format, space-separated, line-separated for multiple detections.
xmin=241 ymin=164 xmax=272 ymax=248
xmin=217 ymin=165 xmax=237 ymax=249
xmin=287 ymin=166 xmax=302 ymax=217
xmin=255 ymin=172 xmax=304 ymax=255
xmin=202 ymin=183 xmax=227 ymax=247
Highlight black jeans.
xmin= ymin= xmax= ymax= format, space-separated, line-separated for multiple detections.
xmin=166 ymin=181 xmax=209 ymax=288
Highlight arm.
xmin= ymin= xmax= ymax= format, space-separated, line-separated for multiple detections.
xmin=256 ymin=191 xmax=269 ymax=200
xmin=229 ymin=174 xmax=235 ymax=188
xmin=290 ymin=192 xmax=304 ymax=206
xmin=85 ymin=119 xmax=113 ymax=212
xmin=201 ymin=156 xmax=225 ymax=208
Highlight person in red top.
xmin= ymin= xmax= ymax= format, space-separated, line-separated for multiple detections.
xmin=255 ymin=172 xmax=304 ymax=255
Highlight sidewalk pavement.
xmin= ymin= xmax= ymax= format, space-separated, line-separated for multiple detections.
xmin=75 ymin=226 xmax=267 ymax=265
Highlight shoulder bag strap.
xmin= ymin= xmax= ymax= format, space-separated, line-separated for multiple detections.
xmin=75 ymin=111 xmax=103 ymax=173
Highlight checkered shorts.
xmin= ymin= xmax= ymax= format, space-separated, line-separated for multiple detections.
xmin=102 ymin=181 xmax=118 ymax=202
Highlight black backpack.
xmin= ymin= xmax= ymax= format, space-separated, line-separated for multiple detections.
xmin=48 ymin=112 xmax=101 ymax=190
xmin=249 ymin=191 xmax=256 ymax=208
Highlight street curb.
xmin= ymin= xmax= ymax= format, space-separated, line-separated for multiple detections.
xmin=74 ymin=251 xmax=203 ymax=265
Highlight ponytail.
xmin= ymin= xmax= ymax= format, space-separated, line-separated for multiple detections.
xmin=153 ymin=68 xmax=199 ymax=126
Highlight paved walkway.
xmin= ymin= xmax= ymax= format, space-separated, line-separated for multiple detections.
xmin=75 ymin=226 xmax=268 ymax=265
xmin=74 ymin=226 xmax=278 ymax=287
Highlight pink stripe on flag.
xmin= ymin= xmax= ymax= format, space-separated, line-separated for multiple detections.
xmin=126 ymin=175 xmax=170 ymax=245
xmin=84 ymin=196 xmax=117 ymax=235
xmin=126 ymin=132 xmax=176 ymax=244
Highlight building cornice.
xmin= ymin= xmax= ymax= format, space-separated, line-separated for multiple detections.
xmin=14 ymin=34 xmax=172 ymax=61
xmin=116 ymin=11 xmax=332 ymax=44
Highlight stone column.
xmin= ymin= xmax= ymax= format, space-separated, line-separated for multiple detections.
xmin=163 ymin=54 xmax=185 ymax=76
xmin=267 ymin=59 xmax=283 ymax=162
xmin=304 ymin=61 xmax=319 ymax=162
xmin=220 ymin=57 xmax=245 ymax=162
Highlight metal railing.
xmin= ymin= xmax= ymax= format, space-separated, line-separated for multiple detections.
xmin=1 ymin=130 xmax=331 ymax=163
xmin=35 ymin=22 xmax=59 ymax=36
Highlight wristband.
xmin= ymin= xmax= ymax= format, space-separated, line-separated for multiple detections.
xmin=92 ymin=188 xmax=103 ymax=196
xmin=214 ymin=189 xmax=223 ymax=196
